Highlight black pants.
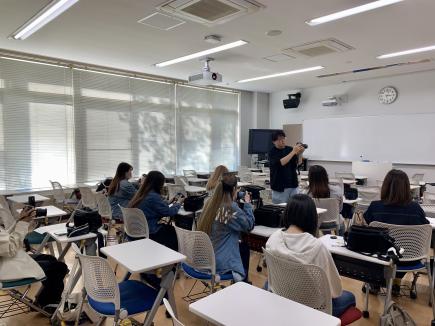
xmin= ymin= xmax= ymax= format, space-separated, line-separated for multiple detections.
xmin=32 ymin=254 xmax=69 ymax=307
xmin=149 ymin=224 xmax=178 ymax=251
xmin=239 ymin=242 xmax=251 ymax=282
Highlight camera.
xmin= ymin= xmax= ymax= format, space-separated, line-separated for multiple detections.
xmin=297 ymin=142 xmax=308 ymax=149
xmin=35 ymin=208 xmax=47 ymax=217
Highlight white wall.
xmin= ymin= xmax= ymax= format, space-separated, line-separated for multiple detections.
xmin=240 ymin=91 xmax=269 ymax=166
xmin=269 ymin=69 xmax=435 ymax=182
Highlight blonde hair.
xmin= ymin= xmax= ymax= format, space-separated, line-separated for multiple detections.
xmin=198 ymin=174 xmax=237 ymax=235
xmin=206 ymin=165 xmax=229 ymax=191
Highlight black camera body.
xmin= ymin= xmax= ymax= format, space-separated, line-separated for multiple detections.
xmin=297 ymin=142 xmax=308 ymax=149
xmin=35 ymin=208 xmax=47 ymax=217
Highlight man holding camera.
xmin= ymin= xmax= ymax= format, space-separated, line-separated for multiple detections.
xmin=269 ymin=130 xmax=305 ymax=204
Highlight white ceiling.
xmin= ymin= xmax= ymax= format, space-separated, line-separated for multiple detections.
xmin=0 ymin=0 xmax=435 ymax=92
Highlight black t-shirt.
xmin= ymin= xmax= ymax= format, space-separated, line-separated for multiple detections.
xmin=363 ymin=201 xmax=429 ymax=226
xmin=269 ymin=146 xmax=298 ymax=192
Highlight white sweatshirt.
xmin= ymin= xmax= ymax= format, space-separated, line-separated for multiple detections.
xmin=266 ymin=230 xmax=342 ymax=298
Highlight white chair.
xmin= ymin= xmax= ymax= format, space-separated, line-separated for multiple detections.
xmin=73 ymin=244 xmax=161 ymax=325
xmin=0 ymin=195 xmax=10 ymax=211
xmin=174 ymin=226 xmax=234 ymax=302
xmin=163 ymin=298 xmax=184 ymax=326
xmin=50 ymin=180 xmax=79 ymax=211
xmin=423 ymin=187 xmax=435 ymax=205
xmin=174 ymin=176 xmax=189 ymax=187
xmin=167 ymin=184 xmax=187 ymax=201
xmin=314 ymin=198 xmax=341 ymax=235
xmin=95 ymin=192 xmax=112 ymax=220
xmin=369 ymin=222 xmax=433 ymax=301
xmin=0 ymin=208 xmax=16 ymax=232
xmin=183 ymin=170 xmax=197 ymax=178
xmin=78 ymin=187 xmax=97 ymax=209
xmin=260 ymin=188 xmax=273 ymax=205
xmin=411 ymin=173 xmax=424 ymax=185
xmin=335 ymin=172 xmax=355 ymax=181
xmin=120 ymin=206 xmax=149 ymax=240
xmin=263 ymin=248 xmax=332 ymax=314
xmin=356 ymin=187 xmax=380 ymax=213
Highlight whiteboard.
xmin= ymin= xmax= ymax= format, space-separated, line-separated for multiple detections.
xmin=303 ymin=114 xmax=435 ymax=165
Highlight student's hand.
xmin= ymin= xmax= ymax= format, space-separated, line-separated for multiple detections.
xmin=292 ymin=144 xmax=305 ymax=155
xmin=19 ymin=206 xmax=36 ymax=222
xmin=244 ymin=192 xmax=252 ymax=203
xmin=177 ymin=196 xmax=185 ymax=205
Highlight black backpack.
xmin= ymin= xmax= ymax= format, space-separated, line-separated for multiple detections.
xmin=254 ymin=205 xmax=284 ymax=228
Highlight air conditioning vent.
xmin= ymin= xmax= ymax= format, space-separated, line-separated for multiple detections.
xmin=157 ymin=0 xmax=264 ymax=26
xmin=283 ymin=38 xmax=354 ymax=58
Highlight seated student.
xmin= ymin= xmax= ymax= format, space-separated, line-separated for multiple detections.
xmin=0 ymin=207 xmax=68 ymax=310
xmin=108 ymin=162 xmax=138 ymax=220
xmin=266 ymin=194 xmax=356 ymax=318
xmin=364 ymin=169 xmax=428 ymax=295
xmin=206 ymin=165 xmax=229 ymax=196
xmin=129 ymin=171 xmax=181 ymax=250
xmin=197 ymin=174 xmax=254 ymax=282
xmin=303 ymin=165 xmax=344 ymax=234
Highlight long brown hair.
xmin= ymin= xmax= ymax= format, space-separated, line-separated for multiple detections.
xmin=308 ymin=165 xmax=330 ymax=198
xmin=381 ymin=169 xmax=412 ymax=205
xmin=197 ymin=174 xmax=237 ymax=235
xmin=129 ymin=171 xmax=165 ymax=208
xmin=206 ymin=165 xmax=229 ymax=191
xmin=108 ymin=162 xmax=133 ymax=196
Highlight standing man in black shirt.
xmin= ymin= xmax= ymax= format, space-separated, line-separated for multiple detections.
xmin=269 ymin=130 xmax=305 ymax=204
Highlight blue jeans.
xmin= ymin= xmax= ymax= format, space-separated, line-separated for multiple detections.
xmin=272 ymin=187 xmax=299 ymax=204
xmin=332 ymin=290 xmax=356 ymax=317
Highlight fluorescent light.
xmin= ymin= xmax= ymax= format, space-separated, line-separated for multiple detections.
xmin=10 ymin=0 xmax=79 ymax=40
xmin=306 ymin=0 xmax=404 ymax=26
xmin=377 ymin=45 xmax=435 ymax=59
xmin=155 ymin=40 xmax=248 ymax=67
xmin=238 ymin=66 xmax=324 ymax=83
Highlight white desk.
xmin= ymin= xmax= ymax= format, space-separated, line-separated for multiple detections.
xmin=410 ymin=185 xmax=420 ymax=191
xmin=101 ymin=238 xmax=185 ymax=274
xmin=8 ymin=194 xmax=50 ymax=204
xmin=317 ymin=207 xmax=327 ymax=214
xmin=424 ymin=206 xmax=435 ymax=218
xmin=17 ymin=205 xmax=67 ymax=221
xmin=189 ymin=282 xmax=340 ymax=326
xmin=101 ymin=239 xmax=186 ymax=326
xmin=252 ymin=172 xmax=267 ymax=176
xmin=320 ymin=235 xmax=394 ymax=318
xmin=35 ymin=222 xmax=96 ymax=261
xmin=251 ymin=225 xmax=280 ymax=238
xmin=329 ymin=178 xmax=357 ymax=185
xmin=427 ymin=217 xmax=435 ymax=227
xmin=185 ymin=185 xmax=207 ymax=193
xmin=237 ymin=182 xmax=252 ymax=187
xmin=177 ymin=207 xmax=202 ymax=216
xmin=187 ymin=177 xmax=208 ymax=184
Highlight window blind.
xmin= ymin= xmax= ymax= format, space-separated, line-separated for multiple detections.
xmin=0 ymin=58 xmax=74 ymax=190
xmin=176 ymin=85 xmax=239 ymax=173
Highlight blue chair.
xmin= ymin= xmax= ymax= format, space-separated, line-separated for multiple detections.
xmin=73 ymin=244 xmax=161 ymax=325
xmin=174 ymin=226 xmax=234 ymax=303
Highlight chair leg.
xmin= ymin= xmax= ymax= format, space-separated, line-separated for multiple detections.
xmin=363 ymin=283 xmax=370 ymax=318
xmin=427 ymin=261 xmax=435 ymax=322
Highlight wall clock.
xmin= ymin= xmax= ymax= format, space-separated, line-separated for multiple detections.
xmin=379 ymin=86 xmax=398 ymax=104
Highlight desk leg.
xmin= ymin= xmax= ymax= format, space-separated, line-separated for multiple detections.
xmin=383 ymin=265 xmax=396 ymax=316
xmin=142 ymin=270 xmax=175 ymax=326
xmin=58 ymin=243 xmax=71 ymax=262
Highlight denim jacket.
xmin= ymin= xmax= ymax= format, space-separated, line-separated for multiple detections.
xmin=108 ymin=180 xmax=137 ymax=219
xmin=210 ymin=202 xmax=254 ymax=278
xmin=136 ymin=191 xmax=181 ymax=234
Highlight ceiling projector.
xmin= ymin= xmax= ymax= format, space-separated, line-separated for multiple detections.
xmin=188 ymin=58 xmax=222 ymax=86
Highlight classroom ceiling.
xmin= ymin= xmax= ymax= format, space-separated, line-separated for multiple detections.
xmin=0 ymin=0 xmax=435 ymax=92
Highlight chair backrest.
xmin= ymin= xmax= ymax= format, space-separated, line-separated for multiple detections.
xmin=300 ymin=170 xmax=308 ymax=177
xmin=358 ymin=187 xmax=380 ymax=204
xmin=263 ymin=249 xmax=332 ymax=315
xmin=0 ymin=208 xmax=16 ymax=231
xmin=335 ymin=172 xmax=355 ymax=181
xmin=423 ymin=192 xmax=435 ymax=205
xmin=120 ymin=206 xmax=149 ymax=239
xmin=369 ymin=221 xmax=432 ymax=262
xmin=174 ymin=176 xmax=189 ymax=187
xmin=95 ymin=192 xmax=112 ymax=219
xmin=174 ymin=226 xmax=216 ymax=275
xmin=167 ymin=184 xmax=187 ymax=200
xmin=73 ymin=243 xmax=120 ymax=310
xmin=0 ymin=196 xmax=10 ymax=211
xmin=79 ymin=187 xmax=97 ymax=209
xmin=50 ymin=180 xmax=66 ymax=203
xmin=163 ymin=298 xmax=185 ymax=326
xmin=259 ymin=189 xmax=272 ymax=205
xmin=183 ymin=170 xmax=197 ymax=178
xmin=313 ymin=198 xmax=340 ymax=225
xmin=411 ymin=173 xmax=424 ymax=185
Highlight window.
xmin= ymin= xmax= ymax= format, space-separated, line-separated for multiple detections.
xmin=0 ymin=57 xmax=240 ymax=191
